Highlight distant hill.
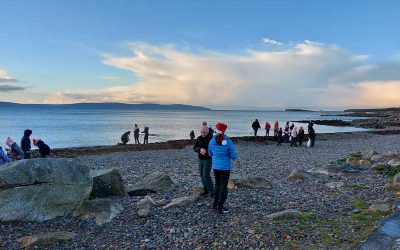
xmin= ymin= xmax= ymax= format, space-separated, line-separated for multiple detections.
xmin=285 ymin=109 xmax=315 ymax=112
xmin=344 ymin=107 xmax=400 ymax=113
xmin=0 ymin=102 xmax=211 ymax=111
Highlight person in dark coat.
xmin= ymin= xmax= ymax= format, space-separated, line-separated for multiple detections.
xmin=251 ymin=119 xmax=261 ymax=136
xmin=6 ymin=137 xmax=24 ymax=160
xmin=20 ymin=129 xmax=32 ymax=159
xmin=133 ymin=124 xmax=140 ymax=144
xmin=193 ymin=125 xmax=214 ymax=197
xmin=202 ymin=121 xmax=214 ymax=135
xmin=190 ymin=130 xmax=195 ymax=140
xmin=120 ymin=131 xmax=130 ymax=145
xmin=298 ymin=126 xmax=305 ymax=146
xmin=33 ymin=139 xmax=50 ymax=157
xmin=142 ymin=127 xmax=149 ymax=144
xmin=308 ymin=122 xmax=316 ymax=147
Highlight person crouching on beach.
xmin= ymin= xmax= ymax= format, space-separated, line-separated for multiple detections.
xmin=193 ymin=124 xmax=214 ymax=197
xmin=0 ymin=146 xmax=11 ymax=165
xmin=208 ymin=122 xmax=238 ymax=214
xmin=5 ymin=137 xmax=24 ymax=160
xmin=33 ymin=139 xmax=50 ymax=158
xmin=121 ymin=131 xmax=130 ymax=145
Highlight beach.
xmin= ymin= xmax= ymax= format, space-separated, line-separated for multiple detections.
xmin=1 ymin=130 xmax=400 ymax=249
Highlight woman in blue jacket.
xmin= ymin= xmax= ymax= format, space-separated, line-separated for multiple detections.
xmin=208 ymin=122 xmax=238 ymax=214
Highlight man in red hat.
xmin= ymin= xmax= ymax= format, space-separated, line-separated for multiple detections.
xmin=208 ymin=122 xmax=238 ymax=214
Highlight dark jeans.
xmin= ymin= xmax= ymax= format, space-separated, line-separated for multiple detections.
xmin=298 ymin=137 xmax=303 ymax=146
xmin=213 ymin=169 xmax=230 ymax=209
xmin=290 ymin=137 xmax=297 ymax=147
xmin=265 ymin=129 xmax=270 ymax=136
xmin=143 ymin=136 xmax=148 ymax=144
xmin=276 ymin=137 xmax=283 ymax=146
xmin=199 ymin=159 xmax=214 ymax=195
xmin=134 ymin=135 xmax=140 ymax=144
xmin=309 ymin=139 xmax=315 ymax=147
xmin=253 ymin=129 xmax=258 ymax=136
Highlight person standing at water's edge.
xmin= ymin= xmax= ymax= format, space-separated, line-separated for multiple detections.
xmin=133 ymin=124 xmax=140 ymax=144
xmin=193 ymin=124 xmax=214 ymax=197
xmin=21 ymin=129 xmax=32 ymax=159
xmin=265 ymin=121 xmax=271 ymax=137
xmin=274 ymin=121 xmax=279 ymax=136
xmin=190 ymin=130 xmax=195 ymax=140
xmin=252 ymin=119 xmax=261 ymax=136
xmin=308 ymin=122 xmax=316 ymax=147
xmin=208 ymin=122 xmax=238 ymax=214
xmin=142 ymin=127 xmax=149 ymax=144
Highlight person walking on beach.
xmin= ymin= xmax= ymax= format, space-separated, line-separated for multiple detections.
xmin=208 ymin=122 xmax=237 ymax=214
xmin=265 ymin=121 xmax=271 ymax=137
xmin=298 ymin=126 xmax=305 ymax=146
xmin=120 ymin=131 xmax=130 ymax=145
xmin=33 ymin=139 xmax=50 ymax=158
xmin=193 ymin=124 xmax=215 ymax=197
xmin=290 ymin=127 xmax=298 ymax=147
xmin=20 ymin=129 xmax=32 ymax=159
xmin=308 ymin=122 xmax=316 ymax=147
xmin=0 ymin=146 xmax=11 ymax=165
xmin=6 ymin=137 xmax=24 ymax=161
xmin=276 ymin=128 xmax=283 ymax=146
xmin=133 ymin=124 xmax=140 ymax=144
xmin=274 ymin=121 xmax=279 ymax=136
xmin=252 ymin=119 xmax=261 ymax=136
xmin=190 ymin=130 xmax=195 ymax=140
xmin=142 ymin=127 xmax=149 ymax=144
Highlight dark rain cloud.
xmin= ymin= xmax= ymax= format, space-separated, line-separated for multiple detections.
xmin=0 ymin=77 xmax=18 ymax=83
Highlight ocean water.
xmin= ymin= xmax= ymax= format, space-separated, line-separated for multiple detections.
xmin=0 ymin=107 xmax=367 ymax=148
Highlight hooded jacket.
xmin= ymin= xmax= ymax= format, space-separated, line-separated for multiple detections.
xmin=208 ymin=135 xmax=238 ymax=171
xmin=36 ymin=140 xmax=50 ymax=156
xmin=193 ymin=133 xmax=213 ymax=160
xmin=20 ymin=129 xmax=32 ymax=153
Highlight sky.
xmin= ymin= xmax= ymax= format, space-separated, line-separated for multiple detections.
xmin=0 ymin=0 xmax=400 ymax=109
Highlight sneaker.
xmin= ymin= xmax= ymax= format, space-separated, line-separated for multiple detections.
xmin=217 ymin=207 xmax=229 ymax=214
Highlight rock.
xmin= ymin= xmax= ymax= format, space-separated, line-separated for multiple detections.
xmin=365 ymin=150 xmax=379 ymax=160
xmin=369 ymin=204 xmax=391 ymax=213
xmin=90 ymin=169 xmax=128 ymax=198
xmin=370 ymin=154 xmax=383 ymax=162
xmin=137 ymin=196 xmax=157 ymax=218
xmin=228 ymin=176 xmax=271 ymax=189
xmin=388 ymin=159 xmax=400 ymax=168
xmin=359 ymin=160 xmax=372 ymax=168
xmin=352 ymin=209 xmax=361 ymax=214
xmin=0 ymin=158 xmax=92 ymax=222
xmin=393 ymin=173 xmax=400 ymax=190
xmin=72 ymin=198 xmax=123 ymax=225
xmin=346 ymin=158 xmax=361 ymax=166
xmin=308 ymin=164 xmax=361 ymax=175
xmin=371 ymin=164 xmax=387 ymax=172
xmin=163 ymin=196 xmax=199 ymax=210
xmin=266 ymin=209 xmax=302 ymax=220
xmin=288 ymin=169 xmax=313 ymax=180
xmin=126 ymin=172 xmax=176 ymax=195
xmin=17 ymin=231 xmax=77 ymax=249
xmin=386 ymin=151 xmax=398 ymax=158
xmin=325 ymin=182 xmax=345 ymax=189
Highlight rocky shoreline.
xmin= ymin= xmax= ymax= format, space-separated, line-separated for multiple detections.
xmin=2 ymin=130 xmax=400 ymax=249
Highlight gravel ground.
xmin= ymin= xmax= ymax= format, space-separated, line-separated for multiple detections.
xmin=1 ymin=131 xmax=399 ymax=249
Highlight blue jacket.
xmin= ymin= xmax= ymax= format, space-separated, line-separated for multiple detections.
xmin=208 ymin=135 xmax=238 ymax=171
xmin=0 ymin=146 xmax=11 ymax=165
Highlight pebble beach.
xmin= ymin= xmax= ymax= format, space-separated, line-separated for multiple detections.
xmin=1 ymin=130 xmax=400 ymax=249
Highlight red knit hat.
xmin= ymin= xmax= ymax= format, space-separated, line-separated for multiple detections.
xmin=32 ymin=139 xmax=38 ymax=146
xmin=215 ymin=122 xmax=228 ymax=145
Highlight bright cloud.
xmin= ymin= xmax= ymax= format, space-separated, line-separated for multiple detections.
xmin=262 ymin=38 xmax=283 ymax=46
xmin=99 ymin=75 xmax=124 ymax=82
xmin=0 ymin=69 xmax=17 ymax=83
xmin=0 ymin=68 xmax=28 ymax=92
xmin=6 ymin=41 xmax=400 ymax=109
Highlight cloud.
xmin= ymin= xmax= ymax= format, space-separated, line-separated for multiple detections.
xmin=0 ymin=85 xmax=28 ymax=92
xmin=0 ymin=69 xmax=18 ymax=83
xmin=99 ymin=76 xmax=124 ymax=82
xmin=262 ymin=38 xmax=283 ymax=46
xmin=6 ymin=41 xmax=400 ymax=109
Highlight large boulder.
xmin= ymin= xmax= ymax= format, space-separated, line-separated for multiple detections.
xmin=126 ymin=172 xmax=176 ymax=196
xmin=73 ymin=198 xmax=123 ymax=225
xmin=17 ymin=231 xmax=77 ymax=249
xmin=0 ymin=158 xmax=92 ymax=222
xmin=90 ymin=169 xmax=127 ymax=198
xmin=228 ymin=176 xmax=271 ymax=189
xmin=163 ymin=196 xmax=199 ymax=210
xmin=288 ymin=169 xmax=313 ymax=181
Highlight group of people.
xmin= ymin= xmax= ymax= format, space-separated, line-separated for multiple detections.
xmin=0 ymin=129 xmax=51 ymax=166
xmin=252 ymin=119 xmax=316 ymax=147
xmin=120 ymin=124 xmax=150 ymax=145
xmin=193 ymin=121 xmax=237 ymax=214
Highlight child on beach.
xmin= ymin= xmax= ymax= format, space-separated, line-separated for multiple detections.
xmin=142 ymin=127 xmax=149 ymax=144
xmin=33 ymin=139 xmax=51 ymax=157
xmin=20 ymin=129 xmax=32 ymax=159
xmin=6 ymin=137 xmax=24 ymax=161
xmin=208 ymin=122 xmax=238 ymax=214
xmin=193 ymin=123 xmax=214 ymax=197
xmin=133 ymin=124 xmax=140 ymax=144
xmin=0 ymin=146 xmax=11 ymax=165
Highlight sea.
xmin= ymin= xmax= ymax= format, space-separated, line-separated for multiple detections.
xmin=0 ymin=107 xmax=367 ymax=149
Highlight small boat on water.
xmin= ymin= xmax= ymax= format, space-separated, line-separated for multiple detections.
xmin=319 ymin=110 xmax=346 ymax=116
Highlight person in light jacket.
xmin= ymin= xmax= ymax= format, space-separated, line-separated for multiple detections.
xmin=208 ymin=122 xmax=238 ymax=214
xmin=290 ymin=127 xmax=298 ymax=147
